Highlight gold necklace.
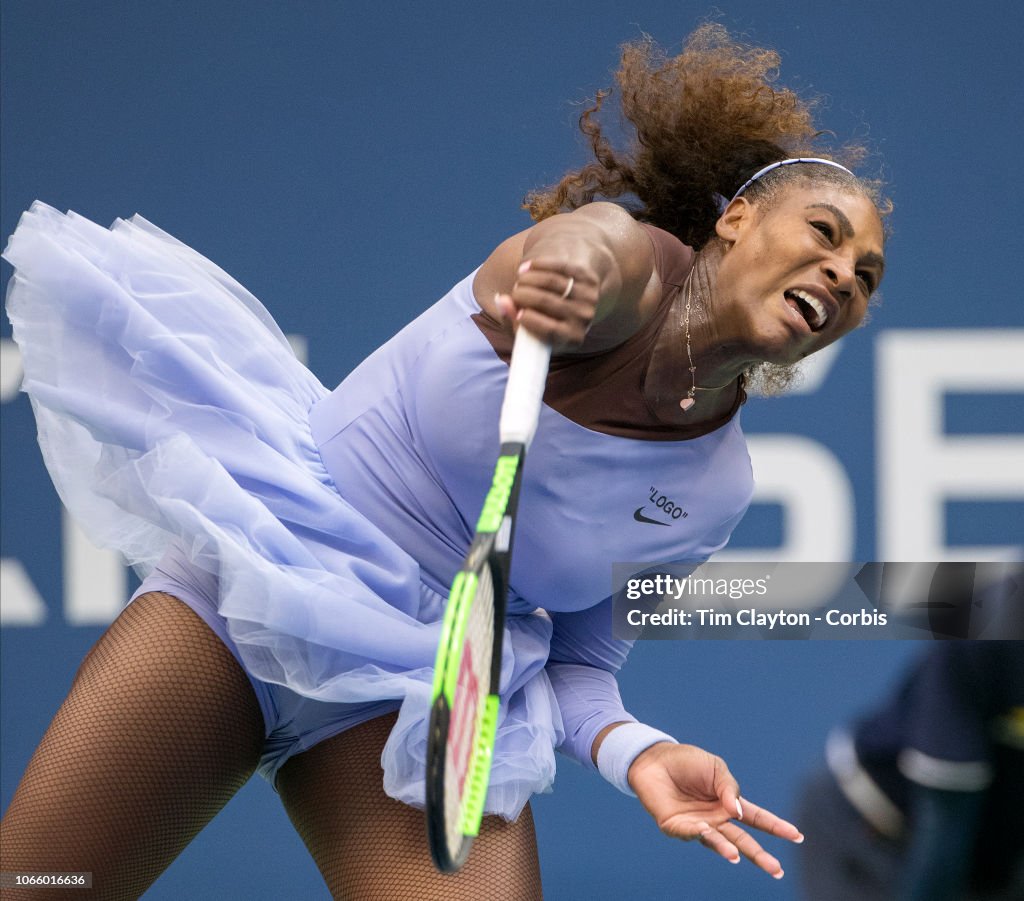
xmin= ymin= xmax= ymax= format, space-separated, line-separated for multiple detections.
xmin=680 ymin=266 xmax=738 ymax=412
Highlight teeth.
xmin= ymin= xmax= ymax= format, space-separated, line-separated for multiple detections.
xmin=787 ymin=289 xmax=828 ymax=329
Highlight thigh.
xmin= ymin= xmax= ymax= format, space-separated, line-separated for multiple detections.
xmin=0 ymin=591 xmax=265 ymax=900
xmin=278 ymin=712 xmax=544 ymax=901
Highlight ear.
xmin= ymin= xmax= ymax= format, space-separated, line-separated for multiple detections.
xmin=714 ymin=197 xmax=756 ymax=244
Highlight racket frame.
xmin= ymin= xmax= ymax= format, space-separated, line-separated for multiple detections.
xmin=426 ymin=442 xmax=525 ymax=872
xmin=426 ymin=327 xmax=550 ymax=874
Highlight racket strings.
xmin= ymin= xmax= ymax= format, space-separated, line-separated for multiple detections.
xmin=444 ymin=572 xmax=495 ymax=856
xmin=0 ymin=592 xmax=264 ymax=899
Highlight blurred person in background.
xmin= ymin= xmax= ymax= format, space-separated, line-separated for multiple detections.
xmin=798 ymin=640 xmax=1024 ymax=900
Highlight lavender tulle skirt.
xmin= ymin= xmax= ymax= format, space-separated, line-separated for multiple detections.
xmin=2 ymin=202 xmax=560 ymax=819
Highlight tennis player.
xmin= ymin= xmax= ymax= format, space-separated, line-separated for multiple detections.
xmin=1 ymin=25 xmax=886 ymax=900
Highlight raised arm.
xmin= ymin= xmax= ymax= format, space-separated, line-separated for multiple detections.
xmin=473 ymin=202 xmax=662 ymax=353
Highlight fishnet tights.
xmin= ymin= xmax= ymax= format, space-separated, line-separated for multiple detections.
xmin=0 ymin=592 xmax=264 ymax=899
xmin=2 ymin=593 xmax=544 ymax=899
xmin=278 ymin=712 xmax=544 ymax=900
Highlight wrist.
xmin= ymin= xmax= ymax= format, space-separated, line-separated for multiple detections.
xmin=596 ymin=722 xmax=678 ymax=796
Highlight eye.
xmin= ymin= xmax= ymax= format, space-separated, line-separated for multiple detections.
xmin=857 ymin=271 xmax=876 ymax=295
xmin=811 ymin=220 xmax=835 ymax=243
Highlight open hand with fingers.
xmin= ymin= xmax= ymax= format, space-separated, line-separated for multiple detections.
xmin=628 ymin=741 xmax=804 ymax=879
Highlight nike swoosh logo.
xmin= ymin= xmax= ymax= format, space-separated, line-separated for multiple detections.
xmin=633 ymin=507 xmax=671 ymax=526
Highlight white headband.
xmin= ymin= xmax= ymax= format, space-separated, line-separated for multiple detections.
xmin=729 ymin=157 xmax=855 ymax=203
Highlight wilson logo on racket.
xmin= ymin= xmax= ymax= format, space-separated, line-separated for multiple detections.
xmin=449 ymin=645 xmax=480 ymax=794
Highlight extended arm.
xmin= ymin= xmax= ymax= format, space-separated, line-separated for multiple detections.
xmin=546 ymin=598 xmax=638 ymax=771
xmin=545 ymin=597 xmax=803 ymax=878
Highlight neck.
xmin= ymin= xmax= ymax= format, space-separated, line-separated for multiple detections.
xmin=643 ymin=249 xmax=749 ymax=422
xmin=683 ymin=246 xmax=755 ymax=389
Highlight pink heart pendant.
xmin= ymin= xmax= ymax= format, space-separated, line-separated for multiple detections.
xmin=679 ymin=397 xmax=695 ymax=412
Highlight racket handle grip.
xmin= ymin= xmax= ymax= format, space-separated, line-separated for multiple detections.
xmin=499 ymin=328 xmax=552 ymax=448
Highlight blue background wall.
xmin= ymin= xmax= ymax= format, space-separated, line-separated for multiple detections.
xmin=2 ymin=2 xmax=1021 ymax=898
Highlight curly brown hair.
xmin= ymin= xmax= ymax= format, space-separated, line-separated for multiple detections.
xmin=525 ymin=24 xmax=887 ymax=249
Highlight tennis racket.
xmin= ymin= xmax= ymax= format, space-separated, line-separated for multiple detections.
xmin=426 ymin=328 xmax=551 ymax=873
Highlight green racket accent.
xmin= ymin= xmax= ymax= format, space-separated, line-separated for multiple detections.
xmin=460 ymin=693 xmax=500 ymax=836
xmin=431 ymin=570 xmax=476 ymax=708
xmin=427 ymin=328 xmax=549 ymax=873
xmin=476 ymin=455 xmax=519 ymax=532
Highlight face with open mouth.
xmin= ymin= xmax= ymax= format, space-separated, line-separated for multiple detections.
xmin=710 ymin=183 xmax=886 ymax=366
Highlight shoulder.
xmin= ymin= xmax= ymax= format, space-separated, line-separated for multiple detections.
xmin=568 ymin=207 xmax=695 ymax=303
xmin=480 ymin=203 xmax=655 ymax=279
xmin=634 ymin=222 xmax=694 ymax=288
xmin=474 ymin=203 xmax=667 ymax=350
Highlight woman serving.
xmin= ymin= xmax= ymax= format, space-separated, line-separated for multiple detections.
xmin=1 ymin=24 xmax=886 ymax=900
